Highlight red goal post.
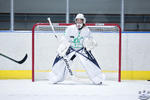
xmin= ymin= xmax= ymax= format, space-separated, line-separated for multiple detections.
xmin=32 ymin=23 xmax=122 ymax=82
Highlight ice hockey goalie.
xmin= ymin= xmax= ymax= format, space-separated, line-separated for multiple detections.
xmin=48 ymin=13 xmax=104 ymax=85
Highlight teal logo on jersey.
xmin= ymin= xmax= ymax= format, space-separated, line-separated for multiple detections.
xmin=72 ymin=36 xmax=83 ymax=48
xmin=72 ymin=32 xmax=83 ymax=49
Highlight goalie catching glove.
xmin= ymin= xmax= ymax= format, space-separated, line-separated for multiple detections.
xmin=57 ymin=36 xmax=70 ymax=57
xmin=83 ymin=37 xmax=97 ymax=51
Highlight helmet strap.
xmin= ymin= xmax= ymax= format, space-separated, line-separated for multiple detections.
xmin=76 ymin=23 xmax=85 ymax=30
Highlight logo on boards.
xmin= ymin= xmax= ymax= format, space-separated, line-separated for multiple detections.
xmin=138 ymin=90 xmax=150 ymax=100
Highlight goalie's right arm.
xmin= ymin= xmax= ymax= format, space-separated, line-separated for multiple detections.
xmin=57 ymin=36 xmax=70 ymax=57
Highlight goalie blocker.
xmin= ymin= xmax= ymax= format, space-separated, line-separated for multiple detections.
xmin=48 ymin=13 xmax=104 ymax=85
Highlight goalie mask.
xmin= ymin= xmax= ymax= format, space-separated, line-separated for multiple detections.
xmin=75 ymin=13 xmax=86 ymax=29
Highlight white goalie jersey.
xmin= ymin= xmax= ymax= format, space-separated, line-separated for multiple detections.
xmin=65 ymin=24 xmax=91 ymax=49
xmin=65 ymin=24 xmax=97 ymax=51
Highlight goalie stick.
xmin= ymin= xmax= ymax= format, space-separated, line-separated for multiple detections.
xmin=47 ymin=17 xmax=73 ymax=76
xmin=0 ymin=53 xmax=28 ymax=64
xmin=47 ymin=18 xmax=58 ymax=39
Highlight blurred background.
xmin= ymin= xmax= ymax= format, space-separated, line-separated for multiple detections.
xmin=0 ymin=0 xmax=150 ymax=31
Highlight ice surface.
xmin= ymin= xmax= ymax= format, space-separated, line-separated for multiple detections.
xmin=0 ymin=79 xmax=150 ymax=100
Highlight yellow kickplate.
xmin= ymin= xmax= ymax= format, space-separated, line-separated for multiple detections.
xmin=0 ymin=70 xmax=150 ymax=80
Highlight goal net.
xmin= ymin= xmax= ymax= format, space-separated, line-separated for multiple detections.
xmin=32 ymin=23 xmax=121 ymax=82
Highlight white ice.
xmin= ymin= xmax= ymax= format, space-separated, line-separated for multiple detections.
xmin=0 ymin=79 xmax=150 ymax=100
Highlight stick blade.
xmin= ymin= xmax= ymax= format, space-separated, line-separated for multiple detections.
xmin=18 ymin=54 xmax=28 ymax=64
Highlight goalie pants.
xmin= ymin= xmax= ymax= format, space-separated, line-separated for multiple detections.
xmin=48 ymin=47 xmax=103 ymax=84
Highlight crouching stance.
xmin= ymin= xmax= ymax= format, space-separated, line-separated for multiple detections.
xmin=49 ymin=13 xmax=104 ymax=85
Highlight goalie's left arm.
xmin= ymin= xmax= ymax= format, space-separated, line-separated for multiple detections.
xmin=83 ymin=36 xmax=98 ymax=51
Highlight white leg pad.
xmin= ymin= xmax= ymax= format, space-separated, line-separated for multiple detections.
xmin=92 ymin=74 xmax=105 ymax=85
xmin=48 ymin=72 xmax=60 ymax=84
